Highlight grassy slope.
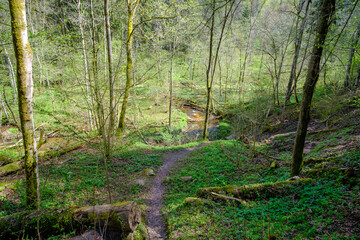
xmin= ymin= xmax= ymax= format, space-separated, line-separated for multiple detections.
xmin=163 ymin=137 xmax=359 ymax=239
xmin=162 ymin=90 xmax=360 ymax=239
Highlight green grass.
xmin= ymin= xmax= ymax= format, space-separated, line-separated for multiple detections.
xmin=0 ymin=140 xmax=203 ymax=218
xmin=163 ymin=140 xmax=360 ymax=239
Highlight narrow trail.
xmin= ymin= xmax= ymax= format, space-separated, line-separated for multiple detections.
xmin=145 ymin=144 xmax=206 ymax=240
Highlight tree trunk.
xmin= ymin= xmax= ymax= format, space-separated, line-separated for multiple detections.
xmin=9 ymin=0 xmax=39 ymax=209
xmin=355 ymin=65 xmax=360 ymax=87
xmin=344 ymin=24 xmax=360 ymax=88
xmin=203 ymin=0 xmax=234 ymax=139
xmin=104 ymin=0 xmax=114 ymax=140
xmin=0 ymin=202 xmax=141 ymax=239
xmin=197 ymin=178 xmax=313 ymax=201
xmin=118 ymin=0 xmax=139 ymax=135
xmin=285 ymin=0 xmax=311 ymax=104
xmin=169 ymin=38 xmax=176 ymax=132
xmin=202 ymin=0 xmax=215 ymax=140
xmin=77 ymin=0 xmax=93 ymax=131
xmin=291 ymin=0 xmax=336 ymax=176
xmin=0 ymin=92 xmax=10 ymax=121
xmin=2 ymin=44 xmax=17 ymax=102
xmin=90 ymin=0 xmax=104 ymax=136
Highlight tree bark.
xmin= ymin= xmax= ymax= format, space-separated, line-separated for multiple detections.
xmin=344 ymin=24 xmax=360 ymax=88
xmin=9 ymin=0 xmax=40 ymax=209
xmin=203 ymin=0 xmax=234 ymax=139
xmin=291 ymin=0 xmax=336 ymax=176
xmin=197 ymin=178 xmax=314 ymax=201
xmin=169 ymin=38 xmax=176 ymax=132
xmin=202 ymin=0 xmax=215 ymax=139
xmin=285 ymin=0 xmax=311 ymax=104
xmin=2 ymin=44 xmax=17 ymax=102
xmin=118 ymin=0 xmax=139 ymax=135
xmin=104 ymin=0 xmax=115 ymax=140
xmin=0 ymin=202 xmax=141 ymax=239
xmin=77 ymin=0 xmax=93 ymax=131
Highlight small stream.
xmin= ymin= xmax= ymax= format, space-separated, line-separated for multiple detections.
xmin=179 ymin=105 xmax=220 ymax=139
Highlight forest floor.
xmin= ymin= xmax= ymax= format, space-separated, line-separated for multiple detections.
xmin=144 ymin=143 xmax=207 ymax=239
xmin=0 ymin=92 xmax=360 ymax=239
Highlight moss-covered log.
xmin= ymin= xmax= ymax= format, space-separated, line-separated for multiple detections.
xmin=196 ymin=178 xmax=314 ymax=200
xmin=0 ymin=201 xmax=141 ymax=239
xmin=304 ymin=157 xmax=336 ymax=166
xmin=74 ymin=201 xmax=141 ymax=233
xmin=0 ymin=162 xmax=21 ymax=176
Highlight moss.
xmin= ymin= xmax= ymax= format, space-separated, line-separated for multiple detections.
xmin=270 ymin=161 xmax=279 ymax=169
xmin=183 ymin=197 xmax=205 ymax=206
xmin=314 ymin=162 xmax=329 ymax=169
xmin=132 ymin=230 xmax=144 ymax=240
xmin=0 ymin=180 xmax=18 ymax=191
xmin=130 ymin=222 xmax=149 ymax=240
xmin=304 ymin=157 xmax=335 ymax=166
xmin=306 ymin=167 xmax=342 ymax=178
xmin=112 ymin=201 xmax=132 ymax=208
xmin=0 ymin=162 xmax=21 ymax=175
xmin=0 ymin=208 xmax=79 ymax=239
xmin=0 ymin=155 xmax=14 ymax=167
xmin=197 ymin=178 xmax=314 ymax=200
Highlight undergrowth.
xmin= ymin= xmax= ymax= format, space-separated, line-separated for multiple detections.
xmin=164 ymin=140 xmax=360 ymax=239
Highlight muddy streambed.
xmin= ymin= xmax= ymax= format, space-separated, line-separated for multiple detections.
xmin=179 ymin=105 xmax=220 ymax=139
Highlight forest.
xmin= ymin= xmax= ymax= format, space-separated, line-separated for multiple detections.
xmin=0 ymin=0 xmax=359 ymax=239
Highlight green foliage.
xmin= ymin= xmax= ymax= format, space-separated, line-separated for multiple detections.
xmin=348 ymin=96 xmax=360 ymax=108
xmin=164 ymin=141 xmax=360 ymax=239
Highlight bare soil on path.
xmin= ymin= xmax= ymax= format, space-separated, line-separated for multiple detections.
xmin=145 ymin=144 xmax=207 ymax=240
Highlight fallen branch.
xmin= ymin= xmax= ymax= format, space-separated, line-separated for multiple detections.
xmin=210 ymin=192 xmax=248 ymax=205
xmin=41 ymin=142 xmax=84 ymax=160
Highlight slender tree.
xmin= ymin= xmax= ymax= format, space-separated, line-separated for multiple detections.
xmin=344 ymin=23 xmax=360 ymax=88
xmin=9 ymin=0 xmax=39 ymax=208
xmin=291 ymin=0 xmax=336 ymax=176
xmin=104 ymin=0 xmax=114 ymax=139
xmin=118 ymin=0 xmax=140 ymax=135
xmin=168 ymin=37 xmax=176 ymax=132
xmin=103 ymin=0 xmax=113 ymax=203
xmin=203 ymin=0 xmax=235 ymax=139
xmin=77 ymin=0 xmax=93 ymax=131
xmin=285 ymin=0 xmax=311 ymax=104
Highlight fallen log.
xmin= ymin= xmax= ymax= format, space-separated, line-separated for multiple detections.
xmin=41 ymin=142 xmax=84 ymax=159
xmin=0 ymin=162 xmax=21 ymax=176
xmin=74 ymin=201 xmax=141 ymax=234
xmin=196 ymin=178 xmax=314 ymax=200
xmin=0 ymin=201 xmax=141 ymax=240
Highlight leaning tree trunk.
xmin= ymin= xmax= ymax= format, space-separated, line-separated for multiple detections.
xmin=9 ymin=0 xmax=39 ymax=208
xmin=291 ymin=0 xmax=336 ymax=176
xmin=118 ymin=0 xmax=138 ymax=135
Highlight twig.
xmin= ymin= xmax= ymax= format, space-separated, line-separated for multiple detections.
xmin=210 ymin=192 xmax=247 ymax=205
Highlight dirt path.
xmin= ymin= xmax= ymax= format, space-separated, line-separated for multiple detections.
xmin=145 ymin=144 xmax=206 ymax=240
